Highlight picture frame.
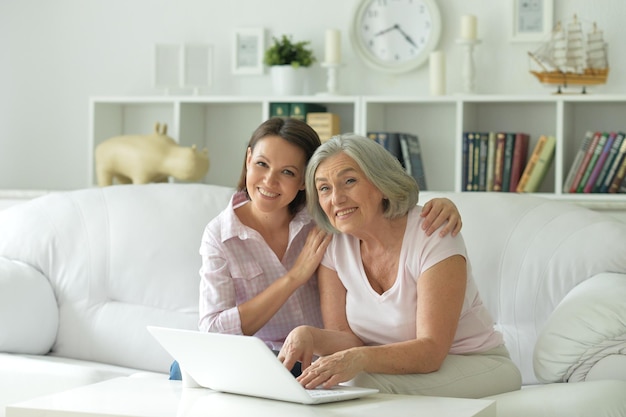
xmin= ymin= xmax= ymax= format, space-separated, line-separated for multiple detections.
xmin=511 ymin=0 xmax=554 ymax=42
xmin=232 ymin=28 xmax=265 ymax=75
xmin=182 ymin=43 xmax=213 ymax=94
xmin=154 ymin=44 xmax=182 ymax=93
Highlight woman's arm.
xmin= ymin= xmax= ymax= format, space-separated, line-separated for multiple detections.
xmin=238 ymin=226 xmax=331 ymax=336
xmin=278 ymin=265 xmax=363 ymax=371
xmin=358 ymin=254 xmax=467 ymax=373
xmin=199 ymin=226 xmax=330 ymax=336
xmin=296 ymin=255 xmax=467 ymax=389
xmin=421 ymin=198 xmax=463 ymax=237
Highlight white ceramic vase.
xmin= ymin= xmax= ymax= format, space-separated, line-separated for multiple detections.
xmin=270 ymin=65 xmax=305 ymax=96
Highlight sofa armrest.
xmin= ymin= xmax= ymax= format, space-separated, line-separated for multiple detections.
xmin=0 ymin=258 xmax=58 ymax=354
xmin=533 ymin=273 xmax=626 ymax=383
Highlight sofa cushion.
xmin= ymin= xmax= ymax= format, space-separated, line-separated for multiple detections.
xmin=421 ymin=192 xmax=626 ymax=385
xmin=0 ymin=183 xmax=236 ymax=373
xmin=0 ymin=258 xmax=58 ymax=354
xmin=533 ymin=273 xmax=626 ymax=383
xmin=486 ymin=380 xmax=626 ymax=417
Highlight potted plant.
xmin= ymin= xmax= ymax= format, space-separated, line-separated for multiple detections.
xmin=264 ymin=34 xmax=316 ymax=95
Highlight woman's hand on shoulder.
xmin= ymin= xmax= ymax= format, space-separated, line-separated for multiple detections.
xmin=421 ymin=198 xmax=462 ymax=237
xmin=288 ymin=227 xmax=332 ymax=286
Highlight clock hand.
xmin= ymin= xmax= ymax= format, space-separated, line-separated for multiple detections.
xmin=395 ymin=25 xmax=418 ymax=48
xmin=374 ymin=24 xmax=418 ymax=48
xmin=374 ymin=25 xmax=397 ymax=37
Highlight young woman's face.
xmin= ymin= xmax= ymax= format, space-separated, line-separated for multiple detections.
xmin=314 ymin=152 xmax=384 ymax=235
xmin=245 ymin=135 xmax=307 ymax=214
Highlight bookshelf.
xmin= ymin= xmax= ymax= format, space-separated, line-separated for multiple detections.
xmin=90 ymin=94 xmax=626 ymax=209
xmin=89 ymin=96 xmax=359 ymax=187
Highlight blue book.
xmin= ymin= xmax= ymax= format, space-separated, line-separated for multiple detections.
xmin=400 ymin=133 xmax=427 ymax=191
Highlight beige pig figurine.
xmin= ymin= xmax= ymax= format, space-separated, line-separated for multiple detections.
xmin=95 ymin=123 xmax=209 ymax=186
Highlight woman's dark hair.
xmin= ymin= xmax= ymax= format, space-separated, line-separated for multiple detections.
xmin=237 ymin=117 xmax=321 ymax=214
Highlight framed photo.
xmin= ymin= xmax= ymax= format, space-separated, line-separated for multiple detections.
xmin=154 ymin=44 xmax=182 ymax=92
xmin=182 ymin=43 xmax=213 ymax=94
xmin=232 ymin=28 xmax=265 ymax=75
xmin=511 ymin=0 xmax=554 ymax=42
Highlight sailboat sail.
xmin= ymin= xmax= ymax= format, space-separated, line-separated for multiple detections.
xmin=587 ymin=26 xmax=608 ymax=69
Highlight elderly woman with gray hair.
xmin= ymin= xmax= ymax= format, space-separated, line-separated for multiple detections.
xmin=278 ymin=133 xmax=522 ymax=398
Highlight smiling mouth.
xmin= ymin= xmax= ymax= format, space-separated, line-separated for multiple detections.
xmin=336 ymin=208 xmax=357 ymax=217
xmin=258 ymin=188 xmax=279 ymax=198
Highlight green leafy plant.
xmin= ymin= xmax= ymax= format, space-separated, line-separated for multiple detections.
xmin=263 ymin=34 xmax=316 ymax=68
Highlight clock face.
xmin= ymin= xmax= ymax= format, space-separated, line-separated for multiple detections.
xmin=351 ymin=0 xmax=441 ymax=73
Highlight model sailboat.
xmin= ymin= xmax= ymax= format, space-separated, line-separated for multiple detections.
xmin=528 ymin=15 xmax=609 ymax=93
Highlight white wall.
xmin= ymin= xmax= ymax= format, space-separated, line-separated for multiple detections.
xmin=1 ymin=0 xmax=624 ymax=190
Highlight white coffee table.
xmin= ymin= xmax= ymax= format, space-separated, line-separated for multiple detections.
xmin=7 ymin=376 xmax=495 ymax=417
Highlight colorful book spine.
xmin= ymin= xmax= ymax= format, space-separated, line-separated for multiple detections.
xmin=584 ymin=132 xmax=616 ymax=193
xmin=519 ymin=135 xmax=556 ymax=193
xmin=368 ymin=131 xmax=402 ymax=166
xmin=477 ymin=133 xmax=489 ymax=191
xmin=306 ymin=112 xmax=340 ymax=143
xmin=401 ymin=133 xmax=428 ymax=191
xmin=569 ymin=131 xmax=602 ymax=193
xmin=368 ymin=131 xmax=387 ymax=149
xmin=517 ymin=135 xmax=547 ymax=192
xmin=466 ymin=132 xmax=475 ymax=191
xmin=472 ymin=133 xmax=480 ymax=191
xmin=269 ymin=102 xmax=290 ymax=118
xmin=576 ymin=132 xmax=608 ymax=193
xmin=486 ymin=132 xmax=497 ymax=191
xmin=600 ymin=132 xmax=626 ymax=193
xmin=608 ymin=154 xmax=626 ymax=193
xmin=462 ymin=133 xmax=470 ymax=191
xmin=492 ymin=132 xmax=506 ymax=192
xmin=501 ymin=133 xmax=516 ymax=192
xmin=509 ymin=133 xmax=530 ymax=193
xmin=387 ymin=132 xmax=403 ymax=166
xmin=563 ymin=131 xmax=593 ymax=192
xmin=289 ymin=103 xmax=327 ymax=120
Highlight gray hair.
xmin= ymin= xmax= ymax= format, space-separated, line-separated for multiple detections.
xmin=305 ymin=133 xmax=419 ymax=233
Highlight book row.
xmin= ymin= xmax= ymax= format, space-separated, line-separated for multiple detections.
xmin=563 ymin=131 xmax=626 ymax=194
xmin=462 ymin=132 xmax=556 ymax=193
xmin=367 ymin=131 xmax=428 ymax=191
xmin=269 ymin=102 xmax=340 ymax=142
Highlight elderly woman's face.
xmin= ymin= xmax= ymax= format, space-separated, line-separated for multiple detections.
xmin=314 ymin=152 xmax=384 ymax=235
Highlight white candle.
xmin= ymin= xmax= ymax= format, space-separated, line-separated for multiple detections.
xmin=325 ymin=29 xmax=341 ymax=64
xmin=429 ymin=51 xmax=446 ymax=96
xmin=460 ymin=15 xmax=477 ymax=40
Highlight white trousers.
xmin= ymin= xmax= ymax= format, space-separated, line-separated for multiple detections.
xmin=345 ymin=345 xmax=522 ymax=398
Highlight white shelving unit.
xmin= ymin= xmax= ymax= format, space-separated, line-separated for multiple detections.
xmin=89 ymin=96 xmax=359 ymax=187
xmin=90 ymin=94 xmax=626 ymax=209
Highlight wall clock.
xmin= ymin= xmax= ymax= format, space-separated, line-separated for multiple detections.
xmin=350 ymin=0 xmax=442 ymax=74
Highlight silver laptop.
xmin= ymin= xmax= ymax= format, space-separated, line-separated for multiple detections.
xmin=148 ymin=326 xmax=378 ymax=404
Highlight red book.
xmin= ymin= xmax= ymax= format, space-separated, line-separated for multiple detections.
xmin=509 ymin=133 xmax=529 ymax=192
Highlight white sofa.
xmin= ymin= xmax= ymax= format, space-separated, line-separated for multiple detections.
xmin=1 ymin=183 xmax=625 ymax=417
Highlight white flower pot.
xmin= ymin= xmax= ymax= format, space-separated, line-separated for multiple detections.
xmin=270 ymin=65 xmax=305 ymax=96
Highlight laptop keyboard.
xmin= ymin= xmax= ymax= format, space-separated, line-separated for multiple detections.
xmin=306 ymin=388 xmax=348 ymax=397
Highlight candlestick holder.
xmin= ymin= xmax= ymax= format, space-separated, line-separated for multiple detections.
xmin=456 ymin=39 xmax=481 ymax=94
xmin=318 ymin=62 xmax=341 ymax=96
